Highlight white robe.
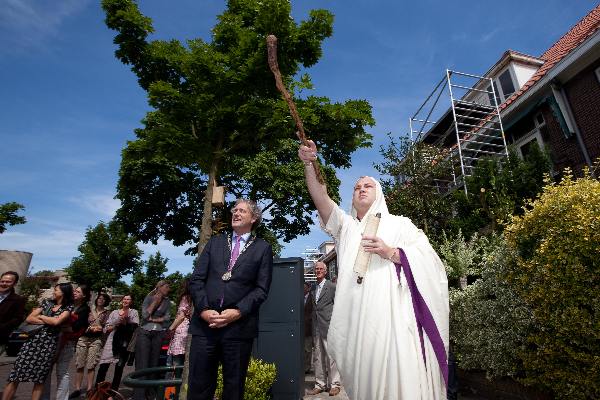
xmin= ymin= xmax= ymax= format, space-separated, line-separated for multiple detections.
xmin=322 ymin=178 xmax=449 ymax=400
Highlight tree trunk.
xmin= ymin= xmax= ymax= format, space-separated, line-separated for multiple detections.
xmin=180 ymin=143 xmax=222 ymax=400
xmin=197 ymin=162 xmax=217 ymax=254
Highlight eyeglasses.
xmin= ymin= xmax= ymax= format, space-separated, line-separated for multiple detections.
xmin=230 ymin=207 xmax=250 ymax=215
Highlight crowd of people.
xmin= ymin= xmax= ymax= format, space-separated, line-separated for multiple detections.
xmin=0 ymin=270 xmax=192 ymax=400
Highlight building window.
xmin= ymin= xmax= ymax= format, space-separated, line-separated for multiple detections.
xmin=534 ymin=112 xmax=545 ymax=128
xmin=515 ymin=129 xmax=544 ymax=159
xmin=486 ymin=67 xmax=517 ymax=105
xmin=519 ymin=137 xmax=539 ymax=158
xmin=498 ymin=69 xmax=516 ymax=99
xmin=487 ymin=81 xmax=501 ymax=106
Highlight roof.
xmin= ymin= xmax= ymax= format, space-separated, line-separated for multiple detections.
xmin=500 ymin=5 xmax=600 ymax=111
xmin=481 ymin=50 xmax=543 ymax=81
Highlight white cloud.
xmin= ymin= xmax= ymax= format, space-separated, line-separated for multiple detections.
xmin=0 ymin=229 xmax=84 ymax=268
xmin=0 ymin=0 xmax=90 ymax=53
xmin=69 ymin=193 xmax=120 ymax=219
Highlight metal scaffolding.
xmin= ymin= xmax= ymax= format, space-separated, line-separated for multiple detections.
xmin=409 ymin=69 xmax=509 ymax=194
xmin=301 ymin=247 xmax=321 ymax=282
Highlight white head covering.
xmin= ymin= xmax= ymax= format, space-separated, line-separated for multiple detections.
xmin=349 ymin=176 xmax=389 ymax=221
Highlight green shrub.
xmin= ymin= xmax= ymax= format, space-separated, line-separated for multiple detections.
xmin=438 ymin=230 xmax=484 ymax=287
xmin=448 ymin=234 xmax=533 ymax=378
xmin=214 ymin=358 xmax=277 ymax=400
xmin=452 ymin=146 xmax=551 ymax=237
xmin=504 ymin=169 xmax=600 ymax=399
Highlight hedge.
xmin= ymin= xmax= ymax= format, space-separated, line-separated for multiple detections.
xmin=504 ymin=170 xmax=600 ymax=399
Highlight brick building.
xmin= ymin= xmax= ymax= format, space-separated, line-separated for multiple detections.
xmin=413 ymin=5 xmax=600 ymax=192
xmin=500 ymin=5 xmax=600 ymax=175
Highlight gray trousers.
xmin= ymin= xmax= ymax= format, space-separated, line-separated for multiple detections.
xmin=313 ymin=328 xmax=340 ymax=390
xmin=133 ymin=328 xmax=165 ymax=400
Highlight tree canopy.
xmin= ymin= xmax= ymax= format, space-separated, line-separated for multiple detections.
xmin=377 ymin=136 xmax=552 ymax=241
xmin=129 ymin=251 xmax=190 ymax=307
xmin=376 ymin=135 xmax=454 ymax=240
xmin=102 ymin=0 xmax=374 ymax=253
xmin=0 ymin=202 xmax=26 ymax=234
xmin=66 ymin=220 xmax=142 ymax=292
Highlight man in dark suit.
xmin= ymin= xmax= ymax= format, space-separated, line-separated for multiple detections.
xmin=307 ymin=262 xmax=341 ymax=396
xmin=0 ymin=271 xmax=26 ymax=355
xmin=189 ymin=199 xmax=273 ymax=400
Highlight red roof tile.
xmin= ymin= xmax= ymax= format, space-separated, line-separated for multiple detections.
xmin=500 ymin=5 xmax=600 ymax=111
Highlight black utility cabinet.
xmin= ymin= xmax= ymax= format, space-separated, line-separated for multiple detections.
xmin=254 ymin=257 xmax=304 ymax=400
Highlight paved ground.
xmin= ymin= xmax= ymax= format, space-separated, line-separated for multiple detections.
xmin=302 ymin=372 xmax=349 ymax=399
xmin=301 ymin=371 xmax=485 ymax=400
xmin=0 ymin=354 xmax=135 ymax=399
xmin=2 ymin=355 xmax=485 ymax=399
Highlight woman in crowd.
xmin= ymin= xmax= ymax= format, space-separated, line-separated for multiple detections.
xmin=2 ymin=283 xmax=74 ymax=400
xmin=69 ymin=293 xmax=111 ymax=399
xmin=166 ymin=278 xmax=191 ymax=377
xmin=42 ymin=284 xmax=91 ymax=400
xmin=134 ymin=280 xmax=171 ymax=400
xmin=96 ymin=294 xmax=138 ymax=391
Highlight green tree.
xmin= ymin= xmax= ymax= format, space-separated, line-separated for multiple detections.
xmin=129 ymin=251 xmax=168 ymax=307
xmin=101 ymin=0 xmax=374 ymax=255
xmin=376 ymin=135 xmax=454 ymax=240
xmin=66 ymin=220 xmax=142 ymax=292
xmin=165 ymin=271 xmax=190 ymax=295
xmin=504 ymin=169 xmax=600 ymax=398
xmin=19 ymin=270 xmax=59 ymax=314
xmin=452 ymin=146 xmax=551 ymax=237
xmin=438 ymin=230 xmax=481 ymax=289
xmin=0 ymin=202 xmax=26 ymax=234
xmin=129 ymin=253 xmax=190 ymax=313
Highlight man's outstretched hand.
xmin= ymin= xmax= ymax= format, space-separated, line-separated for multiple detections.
xmin=298 ymin=139 xmax=318 ymax=165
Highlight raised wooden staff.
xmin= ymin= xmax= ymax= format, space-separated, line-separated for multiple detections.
xmin=266 ymin=34 xmax=325 ymax=184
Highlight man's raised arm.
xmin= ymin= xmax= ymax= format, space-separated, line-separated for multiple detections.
xmin=298 ymin=140 xmax=336 ymax=225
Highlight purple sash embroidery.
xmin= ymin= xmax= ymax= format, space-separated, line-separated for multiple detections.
xmin=394 ymin=248 xmax=448 ymax=387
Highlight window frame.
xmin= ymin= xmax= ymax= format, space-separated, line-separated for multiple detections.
xmin=514 ymin=127 xmax=544 ymax=159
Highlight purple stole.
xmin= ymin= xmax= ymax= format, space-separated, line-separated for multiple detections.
xmin=394 ymin=248 xmax=448 ymax=387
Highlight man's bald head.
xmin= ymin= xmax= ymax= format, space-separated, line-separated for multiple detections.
xmin=315 ymin=261 xmax=327 ymax=282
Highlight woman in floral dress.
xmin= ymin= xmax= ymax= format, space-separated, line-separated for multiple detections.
xmin=2 ymin=283 xmax=74 ymax=400
xmin=167 ymin=278 xmax=191 ymax=377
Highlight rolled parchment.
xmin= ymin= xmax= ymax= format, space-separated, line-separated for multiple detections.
xmin=354 ymin=212 xmax=381 ymax=284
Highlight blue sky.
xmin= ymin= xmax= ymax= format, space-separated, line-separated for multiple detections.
xmin=1 ymin=0 xmax=597 ymax=277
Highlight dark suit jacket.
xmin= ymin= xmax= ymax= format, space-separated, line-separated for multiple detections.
xmin=0 ymin=291 xmax=26 ymax=345
xmin=312 ymin=280 xmax=336 ymax=337
xmin=189 ymin=233 xmax=273 ymax=339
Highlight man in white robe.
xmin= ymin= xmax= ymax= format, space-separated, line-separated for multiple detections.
xmin=299 ymin=141 xmax=449 ymax=400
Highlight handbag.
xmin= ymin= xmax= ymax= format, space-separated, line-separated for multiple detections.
xmin=87 ymin=381 xmax=125 ymax=400
xmin=16 ymin=321 xmax=44 ymax=335
xmin=17 ymin=299 xmax=54 ymax=336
